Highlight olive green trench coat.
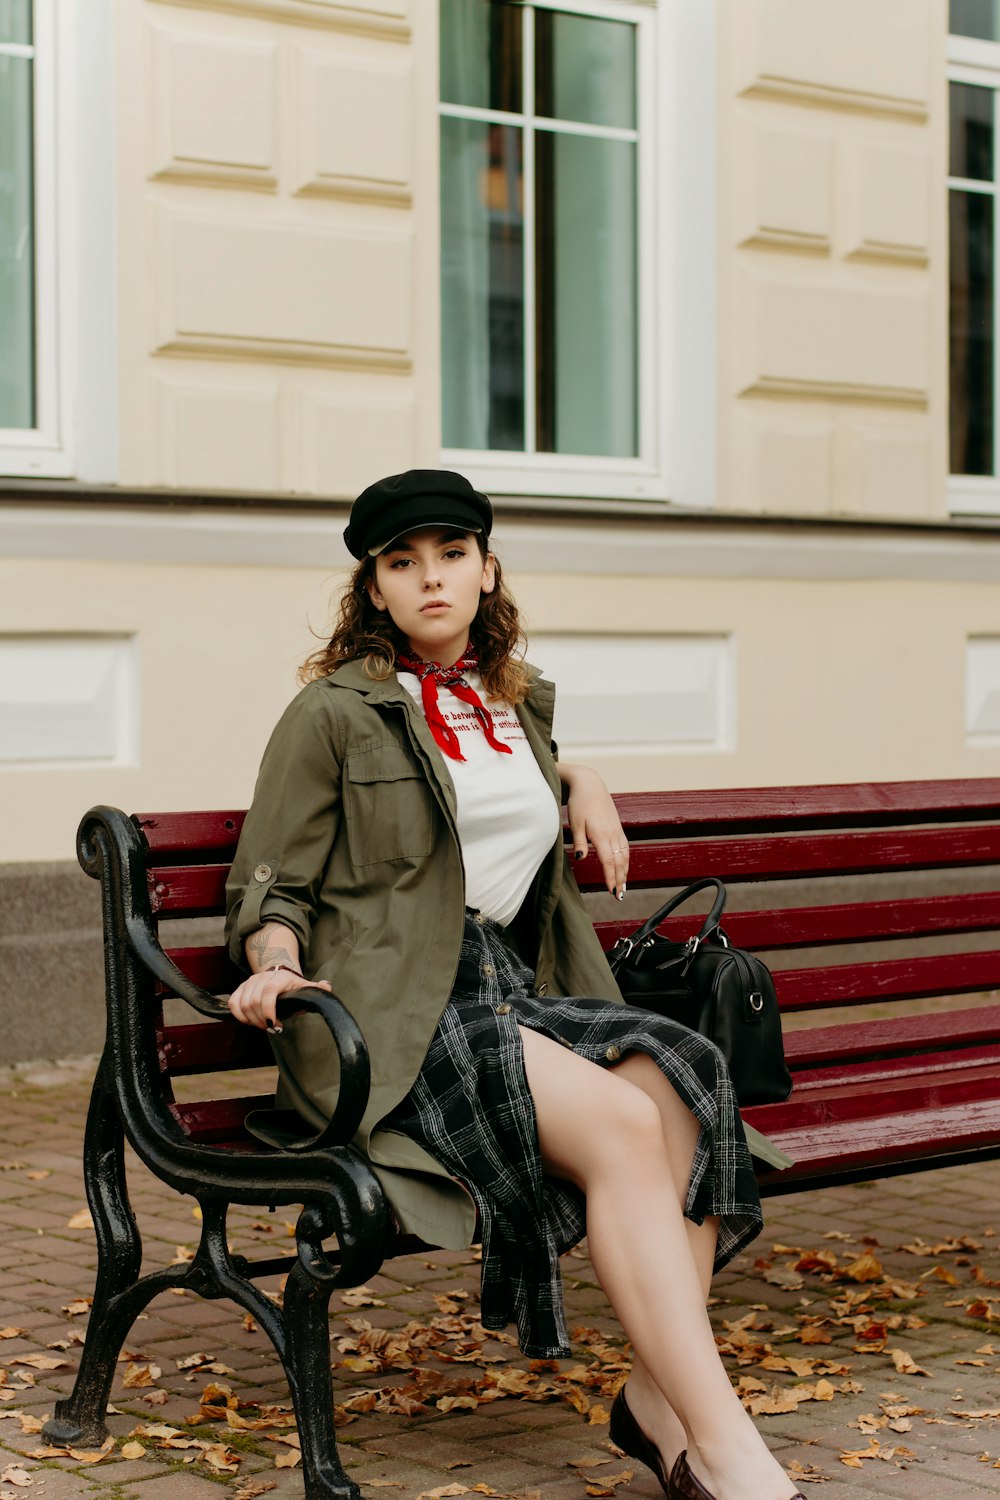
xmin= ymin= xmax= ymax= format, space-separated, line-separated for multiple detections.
xmin=224 ymin=660 xmax=623 ymax=1248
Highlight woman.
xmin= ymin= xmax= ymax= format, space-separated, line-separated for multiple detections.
xmin=225 ymin=469 xmax=804 ymax=1500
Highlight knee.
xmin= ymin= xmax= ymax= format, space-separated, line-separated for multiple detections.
xmin=596 ymin=1081 xmax=666 ymax=1164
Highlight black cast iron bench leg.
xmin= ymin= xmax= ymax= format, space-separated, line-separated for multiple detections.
xmin=43 ymin=1060 xmax=146 ymax=1447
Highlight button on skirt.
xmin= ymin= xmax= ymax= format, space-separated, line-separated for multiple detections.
xmin=385 ymin=912 xmax=763 ymax=1358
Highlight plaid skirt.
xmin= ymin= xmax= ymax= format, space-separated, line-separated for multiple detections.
xmin=386 ymin=911 xmax=763 ymax=1358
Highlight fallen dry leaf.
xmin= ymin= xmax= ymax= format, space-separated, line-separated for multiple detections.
xmin=120 ymin=1441 xmax=146 ymax=1459
xmin=0 ymin=1329 xmax=24 ymax=1340
xmin=888 ymin=1348 xmax=930 ymax=1377
xmin=11 ymin=1353 xmax=71 ymax=1372
xmin=0 ymin=1466 xmax=33 ymax=1487
xmin=66 ymin=1208 xmax=93 ymax=1230
xmin=275 ymin=1450 xmax=302 ymax=1468
xmin=121 ymin=1362 xmax=161 ymax=1388
xmin=24 ymin=1171 xmax=51 ymax=1182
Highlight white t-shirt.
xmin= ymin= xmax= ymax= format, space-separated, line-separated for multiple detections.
xmin=398 ymin=670 xmax=561 ymax=927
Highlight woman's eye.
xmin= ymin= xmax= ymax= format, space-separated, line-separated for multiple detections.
xmin=443 ymin=548 xmax=466 ymax=559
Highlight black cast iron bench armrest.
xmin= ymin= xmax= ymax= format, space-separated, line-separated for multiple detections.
xmin=81 ymin=804 xmax=372 ymax=1153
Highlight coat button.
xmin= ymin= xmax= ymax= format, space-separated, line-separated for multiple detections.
xmin=605 ymin=1044 xmax=621 ymax=1061
xmin=253 ymin=863 xmax=272 ymax=883
xmin=482 ymin=963 xmax=495 ymax=978
xmin=474 ymin=912 xmax=487 ymax=925
xmin=496 ymin=1003 xmax=512 ymax=1015
xmin=536 ymin=982 xmax=548 ymax=996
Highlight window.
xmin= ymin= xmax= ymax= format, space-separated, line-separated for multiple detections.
xmin=949 ymin=2 xmax=1000 ymax=512
xmin=0 ymin=0 xmax=70 ymax=477
xmin=438 ymin=0 xmax=656 ymax=498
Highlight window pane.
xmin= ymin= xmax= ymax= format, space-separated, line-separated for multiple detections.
xmin=0 ymin=0 xmax=32 ymax=46
xmin=441 ymin=117 xmax=524 ymax=451
xmin=0 ymin=51 xmax=35 ymax=430
xmin=440 ymin=0 xmax=521 ymax=114
xmin=950 ymin=0 xmax=998 ymax=40
xmin=535 ymin=11 xmax=635 ymax=130
xmin=950 ymin=82 xmax=993 ymax=180
xmin=535 ymin=132 xmax=637 ymax=457
xmin=950 ymin=189 xmax=994 ymax=475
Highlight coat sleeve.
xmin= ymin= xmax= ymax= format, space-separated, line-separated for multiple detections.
xmin=225 ymin=684 xmax=344 ymax=969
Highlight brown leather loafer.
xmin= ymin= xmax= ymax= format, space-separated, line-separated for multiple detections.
xmin=608 ymin=1388 xmax=669 ymax=1496
xmin=670 ymin=1451 xmax=807 ymax=1500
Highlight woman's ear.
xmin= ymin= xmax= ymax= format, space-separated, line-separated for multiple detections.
xmin=480 ymin=552 xmax=497 ymax=596
xmin=367 ymin=576 xmax=388 ymax=612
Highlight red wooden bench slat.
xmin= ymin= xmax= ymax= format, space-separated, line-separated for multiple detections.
xmin=159 ymin=1021 xmax=274 ymax=1075
xmin=788 ymin=1045 xmax=1000 ymax=1097
xmin=750 ymin=1096 xmax=1000 ymax=1188
xmin=782 ymin=1004 xmax=1000 ymax=1069
xmin=775 ymin=949 xmax=1000 ymax=1010
xmin=574 ymin=824 xmax=1000 ymax=890
xmin=136 ymin=811 xmax=246 ymax=860
xmin=148 ymin=865 xmax=229 ymax=918
xmin=753 ymin=1057 xmax=1000 ymax=1127
xmin=609 ymin=779 xmax=1000 ymax=836
xmin=159 ymin=946 xmax=235 ymax=996
xmin=170 ymin=1095 xmax=273 ymax=1143
xmin=593 ymin=891 xmax=1000 ymax=954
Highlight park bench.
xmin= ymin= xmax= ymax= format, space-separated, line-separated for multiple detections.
xmin=44 ymin=780 xmax=1000 ymax=1499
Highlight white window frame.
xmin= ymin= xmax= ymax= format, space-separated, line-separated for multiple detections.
xmin=439 ymin=0 xmax=663 ymax=502
xmin=0 ymin=0 xmax=73 ymax=477
xmin=948 ymin=29 xmax=1000 ymax=516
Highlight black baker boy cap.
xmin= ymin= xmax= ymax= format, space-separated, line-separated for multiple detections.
xmin=344 ymin=469 xmax=493 ymax=560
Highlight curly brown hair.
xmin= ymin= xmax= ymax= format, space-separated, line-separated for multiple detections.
xmin=299 ymin=535 xmax=532 ymax=704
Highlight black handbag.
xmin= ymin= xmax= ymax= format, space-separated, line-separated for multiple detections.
xmin=607 ymin=878 xmax=792 ymax=1107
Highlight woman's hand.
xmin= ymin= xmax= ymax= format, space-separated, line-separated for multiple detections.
xmin=228 ymin=967 xmax=332 ymax=1032
xmin=560 ymin=762 xmax=629 ymax=900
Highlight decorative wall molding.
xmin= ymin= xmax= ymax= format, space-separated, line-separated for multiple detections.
xmin=736 ymin=273 xmax=930 ymax=407
xmin=147 ymin=0 xmax=410 ymax=41
xmin=737 ymin=0 xmax=930 ymax=121
xmin=2 ymin=503 xmax=999 ymax=583
xmin=152 ymin=206 xmax=413 ymax=369
xmin=290 ymin=46 xmax=413 ymax=204
xmin=149 ymin=25 xmax=279 ymax=191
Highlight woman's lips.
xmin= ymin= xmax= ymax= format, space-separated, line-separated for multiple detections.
xmin=420 ymin=602 xmax=450 ymax=612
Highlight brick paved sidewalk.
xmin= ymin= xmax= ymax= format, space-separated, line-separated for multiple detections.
xmin=5 ymin=1058 xmax=1000 ymax=1500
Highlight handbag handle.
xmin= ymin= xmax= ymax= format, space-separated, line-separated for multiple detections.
xmin=616 ymin=877 xmax=728 ymax=960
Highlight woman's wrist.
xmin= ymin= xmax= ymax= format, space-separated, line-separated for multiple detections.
xmin=267 ymin=962 xmax=304 ymax=979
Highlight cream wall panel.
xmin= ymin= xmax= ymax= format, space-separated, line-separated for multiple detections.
xmin=292 ymin=45 xmax=412 ymax=201
xmin=149 ymin=24 xmax=278 ymax=187
xmin=291 ymin=378 xmax=415 ymax=496
xmin=967 ymin=638 xmax=1000 ymax=743
xmin=732 ymin=410 xmax=834 ymax=515
xmin=155 ymin=375 xmax=282 ymax=491
xmin=152 ymin=206 xmax=413 ymax=365
xmin=736 ymin=271 xmax=930 ymax=403
xmin=735 ymin=116 xmax=833 ymax=252
xmin=842 ymin=138 xmax=930 ymax=264
xmin=841 ymin=419 xmax=934 ymax=518
xmin=737 ymin=0 xmax=930 ymax=116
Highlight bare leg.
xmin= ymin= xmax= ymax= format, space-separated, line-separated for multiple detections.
xmin=519 ymin=1028 xmax=794 ymax=1500
xmin=613 ymin=1051 xmax=720 ymax=1471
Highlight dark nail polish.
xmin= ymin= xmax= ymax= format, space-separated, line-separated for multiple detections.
xmin=574 ymin=849 xmax=585 ymax=860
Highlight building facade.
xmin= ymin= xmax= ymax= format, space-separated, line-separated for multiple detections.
xmin=2 ymin=0 xmax=999 ymax=882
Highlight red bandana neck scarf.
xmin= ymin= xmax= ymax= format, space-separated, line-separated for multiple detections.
xmin=396 ymin=648 xmax=513 ymax=762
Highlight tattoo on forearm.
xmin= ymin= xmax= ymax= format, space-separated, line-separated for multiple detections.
xmin=247 ymin=926 xmax=301 ymax=975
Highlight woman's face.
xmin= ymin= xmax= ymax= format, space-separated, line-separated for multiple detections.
xmin=368 ymin=527 xmax=496 ymax=665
